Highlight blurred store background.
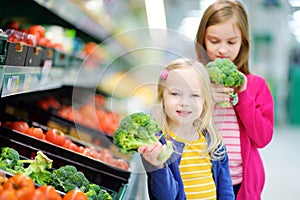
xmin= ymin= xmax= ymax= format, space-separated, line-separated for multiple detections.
xmin=0 ymin=0 xmax=300 ymax=199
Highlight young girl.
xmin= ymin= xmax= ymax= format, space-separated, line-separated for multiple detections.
xmin=138 ymin=58 xmax=234 ymax=200
xmin=195 ymin=0 xmax=274 ymax=199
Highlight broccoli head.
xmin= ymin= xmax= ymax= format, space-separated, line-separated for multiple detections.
xmin=113 ymin=112 xmax=173 ymax=163
xmin=51 ymin=165 xmax=90 ymax=193
xmin=0 ymin=147 xmax=20 ymax=168
xmin=206 ymin=58 xmax=244 ymax=107
xmin=0 ymin=147 xmax=24 ymax=174
xmin=85 ymin=183 xmax=112 ymax=200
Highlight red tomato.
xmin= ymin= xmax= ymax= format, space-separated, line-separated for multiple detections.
xmin=3 ymin=174 xmax=35 ymax=199
xmin=32 ymin=189 xmax=46 ymax=200
xmin=5 ymin=21 xmax=20 ymax=30
xmin=45 ymin=128 xmax=66 ymax=146
xmin=37 ymin=186 xmax=62 ymax=200
xmin=63 ymin=139 xmax=79 ymax=152
xmin=26 ymin=127 xmax=45 ymax=140
xmin=3 ymin=121 xmax=13 ymax=128
xmin=114 ymin=159 xmax=129 ymax=171
xmin=63 ymin=190 xmax=88 ymax=200
xmin=27 ymin=25 xmax=45 ymax=39
xmin=37 ymin=100 xmax=50 ymax=110
xmin=77 ymin=146 xmax=85 ymax=154
xmin=11 ymin=121 xmax=29 ymax=133
xmin=0 ymin=189 xmax=18 ymax=200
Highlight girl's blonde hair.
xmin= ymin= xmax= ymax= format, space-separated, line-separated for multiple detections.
xmin=195 ymin=0 xmax=251 ymax=74
xmin=152 ymin=58 xmax=224 ymax=160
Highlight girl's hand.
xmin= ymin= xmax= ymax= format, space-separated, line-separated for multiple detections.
xmin=138 ymin=142 xmax=165 ymax=168
xmin=211 ymin=83 xmax=234 ymax=104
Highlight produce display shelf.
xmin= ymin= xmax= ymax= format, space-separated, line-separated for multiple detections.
xmin=0 ymin=65 xmax=64 ymax=97
xmin=0 ymin=125 xmax=130 ymax=195
xmin=44 ymin=108 xmax=114 ymax=148
xmin=0 ymin=157 xmax=125 ymax=200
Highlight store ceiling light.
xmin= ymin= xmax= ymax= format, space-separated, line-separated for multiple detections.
xmin=145 ymin=0 xmax=167 ymax=30
xmin=289 ymin=0 xmax=300 ymax=7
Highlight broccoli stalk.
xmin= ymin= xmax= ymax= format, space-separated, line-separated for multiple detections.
xmin=206 ymin=58 xmax=244 ymax=107
xmin=18 ymin=151 xmax=53 ymax=185
xmin=113 ymin=112 xmax=174 ymax=163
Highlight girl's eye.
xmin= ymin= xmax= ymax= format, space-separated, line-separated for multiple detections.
xmin=210 ymin=39 xmax=218 ymax=44
xmin=228 ymin=41 xmax=237 ymax=45
xmin=171 ymin=92 xmax=180 ymax=96
xmin=191 ymin=94 xmax=200 ymax=97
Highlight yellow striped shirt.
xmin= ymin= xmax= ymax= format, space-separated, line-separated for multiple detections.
xmin=170 ymin=130 xmax=216 ymax=200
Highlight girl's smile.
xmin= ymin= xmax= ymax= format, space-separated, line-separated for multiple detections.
xmin=176 ymin=110 xmax=192 ymax=117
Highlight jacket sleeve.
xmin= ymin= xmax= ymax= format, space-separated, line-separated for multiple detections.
xmin=235 ymin=75 xmax=274 ymax=148
xmin=214 ymin=148 xmax=235 ymax=200
xmin=143 ymin=159 xmax=184 ymax=200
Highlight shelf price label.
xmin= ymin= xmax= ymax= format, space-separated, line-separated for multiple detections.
xmin=6 ymin=75 xmax=20 ymax=93
xmin=23 ymin=74 xmax=31 ymax=90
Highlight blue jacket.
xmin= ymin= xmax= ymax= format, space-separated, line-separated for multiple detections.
xmin=142 ymin=131 xmax=234 ymax=200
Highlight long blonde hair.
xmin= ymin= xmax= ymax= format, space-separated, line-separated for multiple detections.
xmin=152 ymin=58 xmax=225 ymax=160
xmin=195 ymin=0 xmax=251 ymax=74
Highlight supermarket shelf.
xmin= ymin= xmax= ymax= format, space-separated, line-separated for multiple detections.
xmin=0 ymin=65 xmax=63 ymax=97
xmin=0 ymin=65 xmax=105 ymax=97
xmin=33 ymin=0 xmax=111 ymax=41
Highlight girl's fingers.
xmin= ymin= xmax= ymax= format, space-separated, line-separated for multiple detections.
xmin=139 ymin=142 xmax=164 ymax=167
xmin=138 ymin=145 xmax=147 ymax=153
xmin=212 ymin=83 xmax=234 ymax=93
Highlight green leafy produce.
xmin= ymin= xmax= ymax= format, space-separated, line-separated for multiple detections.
xmin=19 ymin=151 xmax=53 ymax=185
xmin=85 ymin=183 xmax=112 ymax=200
xmin=51 ymin=165 xmax=90 ymax=193
xmin=206 ymin=58 xmax=245 ymax=107
xmin=0 ymin=147 xmax=24 ymax=174
xmin=0 ymin=148 xmax=52 ymax=185
xmin=113 ymin=112 xmax=174 ymax=163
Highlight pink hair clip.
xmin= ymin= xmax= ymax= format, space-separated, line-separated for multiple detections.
xmin=160 ymin=69 xmax=168 ymax=80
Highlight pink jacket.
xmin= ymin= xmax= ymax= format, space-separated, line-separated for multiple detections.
xmin=234 ymin=74 xmax=274 ymax=200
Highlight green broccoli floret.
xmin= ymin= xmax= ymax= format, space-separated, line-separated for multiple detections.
xmin=113 ymin=112 xmax=174 ymax=163
xmin=51 ymin=165 xmax=90 ymax=193
xmin=0 ymin=147 xmax=20 ymax=168
xmin=206 ymin=58 xmax=244 ymax=107
xmin=0 ymin=147 xmax=24 ymax=174
xmin=85 ymin=184 xmax=112 ymax=200
xmin=18 ymin=151 xmax=53 ymax=185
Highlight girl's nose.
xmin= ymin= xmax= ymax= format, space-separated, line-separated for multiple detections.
xmin=179 ymin=96 xmax=189 ymax=106
xmin=218 ymin=43 xmax=228 ymax=55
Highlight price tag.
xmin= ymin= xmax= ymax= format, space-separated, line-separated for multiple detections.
xmin=6 ymin=75 xmax=20 ymax=93
xmin=23 ymin=74 xmax=31 ymax=90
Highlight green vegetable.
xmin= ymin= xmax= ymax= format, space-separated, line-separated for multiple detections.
xmin=206 ymin=58 xmax=244 ymax=107
xmin=0 ymin=147 xmax=23 ymax=174
xmin=113 ymin=112 xmax=174 ymax=163
xmin=19 ymin=151 xmax=53 ymax=185
xmin=85 ymin=183 xmax=112 ymax=200
xmin=51 ymin=165 xmax=90 ymax=193
xmin=0 ymin=148 xmax=53 ymax=185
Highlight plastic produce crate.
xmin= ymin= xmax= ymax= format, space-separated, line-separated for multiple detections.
xmin=52 ymin=49 xmax=70 ymax=67
xmin=25 ymin=46 xmax=43 ymax=66
xmin=39 ymin=46 xmax=53 ymax=67
xmin=5 ymin=42 xmax=28 ymax=66
xmin=0 ymin=125 xmax=130 ymax=197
